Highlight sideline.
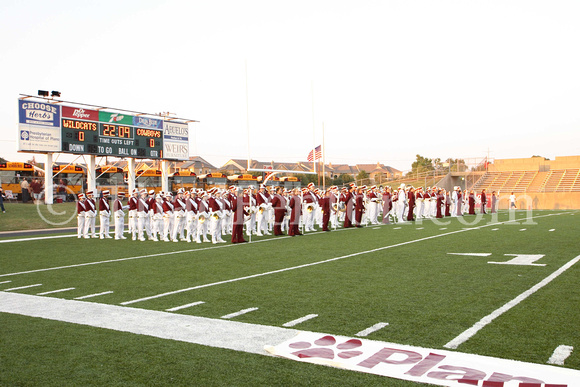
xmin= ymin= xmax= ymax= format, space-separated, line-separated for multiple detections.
xmin=121 ymin=211 xmax=568 ymax=305
xmin=2 ymin=292 xmax=578 ymax=386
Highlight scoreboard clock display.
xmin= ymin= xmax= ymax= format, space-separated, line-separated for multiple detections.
xmin=61 ymin=118 xmax=163 ymax=159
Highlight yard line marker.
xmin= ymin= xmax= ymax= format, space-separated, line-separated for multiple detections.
xmin=447 ymin=253 xmax=492 ymax=257
xmin=1 ymin=211 xmax=568 ymax=280
xmin=372 ymin=227 xmax=380 ymax=230
xmin=166 ymin=301 xmax=205 ymax=312
xmin=0 ymin=234 xmax=77 ymax=244
xmin=416 ymin=227 xmax=424 ymax=230
xmin=547 ymin=345 xmax=573 ymax=365
xmin=520 ymin=228 xmax=527 ymax=231
xmin=74 ymin=291 xmax=114 ymax=300
xmin=0 ymin=280 xmax=12 ymax=284
xmin=121 ymin=212 xmax=570 ymax=306
xmin=355 ymin=322 xmax=389 ymax=337
xmin=221 ymin=307 xmax=259 ymax=319
xmin=4 ymin=284 xmax=42 ymax=291
xmin=491 ymin=228 xmax=499 ymax=231
xmin=549 ymin=229 xmax=556 ymax=232
xmin=439 ymin=228 xmax=447 ymax=230
xmin=37 ymin=287 xmax=76 ymax=296
xmin=282 ymin=314 xmax=318 ymax=327
xmin=444 ymin=254 xmax=580 ymax=350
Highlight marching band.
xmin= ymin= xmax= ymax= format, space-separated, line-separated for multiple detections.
xmin=76 ymin=183 xmax=495 ymax=242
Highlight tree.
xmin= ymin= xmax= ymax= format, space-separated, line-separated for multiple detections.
xmin=0 ymin=156 xmax=7 ymax=163
xmin=356 ymin=170 xmax=371 ymax=186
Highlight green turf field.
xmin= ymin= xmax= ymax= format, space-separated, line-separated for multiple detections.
xmin=1 ymin=210 xmax=579 ymax=386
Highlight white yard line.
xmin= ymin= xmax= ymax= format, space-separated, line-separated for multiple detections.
xmin=37 ymin=287 xmax=76 ymax=296
xmin=0 ymin=234 xmax=77 ymax=243
xmin=282 ymin=314 xmax=318 ymax=327
xmin=74 ymin=291 xmax=114 ymax=300
xmin=0 ymin=243 xmax=235 ymax=278
xmin=0 ymin=280 xmax=12 ymax=284
xmin=166 ymin=301 xmax=205 ymax=312
xmin=444 ymin=254 xmax=580 ymax=350
xmin=4 ymin=284 xmax=42 ymax=291
xmin=221 ymin=307 xmax=259 ymax=319
xmin=547 ymin=345 xmax=574 ymax=365
xmin=355 ymin=322 xmax=389 ymax=337
xmin=121 ymin=212 xmax=566 ymax=306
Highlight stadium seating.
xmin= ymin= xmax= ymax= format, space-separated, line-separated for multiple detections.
xmin=471 ymin=168 xmax=580 ymax=193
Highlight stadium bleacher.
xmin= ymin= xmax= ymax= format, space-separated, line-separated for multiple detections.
xmin=470 ymin=168 xmax=580 ymax=193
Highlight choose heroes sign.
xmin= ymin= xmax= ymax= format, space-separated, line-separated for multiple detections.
xmin=18 ymin=100 xmax=189 ymax=160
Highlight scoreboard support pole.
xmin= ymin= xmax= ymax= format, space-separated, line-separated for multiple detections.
xmin=87 ymin=155 xmax=96 ymax=194
xmin=44 ymin=153 xmax=54 ymax=205
xmin=161 ymin=160 xmax=169 ymax=193
xmin=127 ymin=158 xmax=136 ymax=195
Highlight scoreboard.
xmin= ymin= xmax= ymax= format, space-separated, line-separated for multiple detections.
xmin=18 ymin=100 xmax=191 ymax=160
xmin=61 ymin=119 xmax=163 ymax=159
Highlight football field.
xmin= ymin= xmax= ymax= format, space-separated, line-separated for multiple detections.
xmin=1 ymin=210 xmax=579 ymax=386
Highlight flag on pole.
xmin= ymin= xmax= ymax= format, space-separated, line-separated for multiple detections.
xmin=307 ymin=145 xmax=322 ymax=162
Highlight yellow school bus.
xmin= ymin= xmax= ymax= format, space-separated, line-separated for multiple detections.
xmin=0 ymin=162 xmax=41 ymax=200
xmin=198 ymin=173 xmax=227 ymax=190
xmin=170 ymin=170 xmax=197 ymax=192
xmin=96 ymin=165 xmax=127 ymax=196
xmin=124 ymin=168 xmax=162 ymax=193
xmin=52 ymin=165 xmax=86 ymax=197
xmin=227 ymin=173 xmax=259 ymax=188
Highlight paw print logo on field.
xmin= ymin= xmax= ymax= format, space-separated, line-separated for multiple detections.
xmin=289 ymin=335 xmax=363 ymax=360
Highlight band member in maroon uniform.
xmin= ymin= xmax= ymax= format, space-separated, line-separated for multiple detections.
xmin=288 ymin=188 xmax=302 ymax=236
xmin=468 ymin=190 xmax=476 ymax=215
xmin=480 ymin=189 xmax=487 ymax=214
xmin=343 ymin=185 xmax=355 ymax=228
xmin=354 ymin=187 xmax=364 ymax=227
xmin=270 ymin=187 xmax=287 ymax=236
xmin=490 ymin=191 xmax=497 ymax=213
xmin=444 ymin=189 xmax=451 ymax=217
xmin=436 ymin=189 xmax=444 ymax=218
xmin=381 ymin=186 xmax=392 ymax=224
xmin=231 ymin=188 xmax=247 ymax=243
xmin=406 ymin=187 xmax=416 ymax=221
xmin=321 ymin=190 xmax=331 ymax=231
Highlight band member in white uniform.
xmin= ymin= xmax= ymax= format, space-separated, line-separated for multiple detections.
xmin=113 ymin=192 xmax=128 ymax=240
xmin=99 ymin=190 xmax=112 ymax=239
xmin=396 ymin=184 xmax=407 ymax=223
xmin=128 ymin=189 xmax=138 ymax=238
xmin=150 ymin=193 xmax=164 ymax=241
xmin=162 ymin=192 xmax=174 ymax=242
xmin=137 ymin=189 xmax=151 ymax=241
xmin=77 ymin=193 xmax=86 ymax=238
xmin=172 ymin=188 xmax=186 ymax=242
xmin=196 ymin=191 xmax=210 ymax=243
xmin=255 ymin=185 xmax=271 ymax=236
xmin=185 ymin=189 xmax=198 ymax=243
xmin=84 ymin=190 xmax=98 ymax=238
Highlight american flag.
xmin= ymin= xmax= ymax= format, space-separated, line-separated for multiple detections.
xmin=307 ymin=145 xmax=322 ymax=162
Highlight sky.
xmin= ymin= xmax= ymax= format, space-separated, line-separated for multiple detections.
xmin=1 ymin=0 xmax=579 ymax=172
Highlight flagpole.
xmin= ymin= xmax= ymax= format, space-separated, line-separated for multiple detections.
xmin=322 ymin=122 xmax=326 ymax=190
xmin=311 ymin=81 xmax=316 ymax=177
xmin=245 ymin=59 xmax=251 ymax=172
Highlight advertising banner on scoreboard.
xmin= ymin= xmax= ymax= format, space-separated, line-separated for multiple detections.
xmin=18 ymin=100 xmax=61 ymax=152
xmin=99 ymin=111 xmax=133 ymax=126
xmin=163 ymin=121 xmax=189 ymax=160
